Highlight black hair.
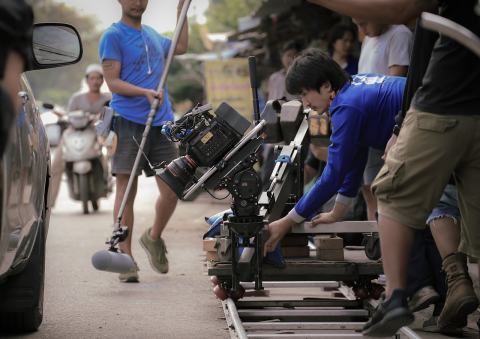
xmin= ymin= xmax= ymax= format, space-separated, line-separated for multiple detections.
xmin=85 ymin=73 xmax=104 ymax=80
xmin=327 ymin=23 xmax=356 ymax=55
xmin=281 ymin=40 xmax=301 ymax=55
xmin=285 ymin=48 xmax=352 ymax=95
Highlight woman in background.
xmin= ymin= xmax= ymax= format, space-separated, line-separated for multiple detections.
xmin=328 ymin=23 xmax=358 ymax=75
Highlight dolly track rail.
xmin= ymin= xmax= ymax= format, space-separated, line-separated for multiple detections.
xmin=221 ymin=281 xmax=422 ymax=339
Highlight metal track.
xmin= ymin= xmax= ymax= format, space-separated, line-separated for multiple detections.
xmin=221 ymin=281 xmax=422 ymax=339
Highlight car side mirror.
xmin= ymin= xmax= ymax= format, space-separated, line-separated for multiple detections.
xmin=29 ymin=23 xmax=83 ymax=71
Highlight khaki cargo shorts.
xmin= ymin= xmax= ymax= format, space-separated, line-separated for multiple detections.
xmin=372 ymin=108 xmax=480 ymax=258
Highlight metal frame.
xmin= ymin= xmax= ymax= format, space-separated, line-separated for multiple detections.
xmin=240 ymin=281 xmax=339 ymax=289
xmin=293 ymin=221 xmax=378 ymax=234
xmin=220 ymin=281 xmax=422 ymax=339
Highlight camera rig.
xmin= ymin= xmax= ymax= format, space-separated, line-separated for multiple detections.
xmin=158 ymin=98 xmax=271 ymax=295
xmin=157 ymin=57 xmax=380 ymax=301
xmin=156 ymin=59 xmax=313 ymax=300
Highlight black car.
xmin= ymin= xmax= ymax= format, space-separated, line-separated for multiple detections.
xmin=0 ymin=23 xmax=82 ymax=332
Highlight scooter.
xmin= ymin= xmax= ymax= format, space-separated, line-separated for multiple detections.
xmin=62 ymin=110 xmax=112 ymax=214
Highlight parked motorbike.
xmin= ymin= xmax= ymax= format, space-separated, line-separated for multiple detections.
xmin=61 ymin=110 xmax=112 ymax=214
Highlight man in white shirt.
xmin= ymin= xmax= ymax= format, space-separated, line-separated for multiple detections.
xmin=352 ymin=19 xmax=413 ymax=221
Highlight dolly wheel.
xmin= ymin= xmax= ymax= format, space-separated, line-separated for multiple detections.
xmin=369 ymin=284 xmax=385 ymax=300
xmin=230 ymin=286 xmax=245 ymax=301
xmin=210 ymin=276 xmax=223 ymax=286
xmin=213 ymin=285 xmax=229 ymax=301
xmin=353 ymin=284 xmax=369 ymax=300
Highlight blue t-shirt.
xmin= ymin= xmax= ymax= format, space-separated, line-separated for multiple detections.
xmin=292 ymin=74 xmax=406 ymax=220
xmin=99 ymin=22 xmax=173 ymax=126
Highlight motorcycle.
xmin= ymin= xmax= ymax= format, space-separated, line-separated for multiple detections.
xmin=61 ymin=110 xmax=112 ymax=214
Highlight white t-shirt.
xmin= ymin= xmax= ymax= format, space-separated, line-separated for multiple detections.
xmin=358 ymin=25 xmax=413 ymax=74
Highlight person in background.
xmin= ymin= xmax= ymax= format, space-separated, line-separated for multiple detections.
xmin=353 ymin=17 xmax=450 ymax=331
xmin=261 ymin=41 xmax=301 ymax=191
xmin=265 ymin=48 xmax=406 ymax=250
xmin=306 ymin=0 xmax=480 ymax=336
xmin=99 ymin=0 xmax=188 ymax=282
xmin=50 ymin=64 xmax=112 ymax=207
xmin=328 ymin=23 xmax=358 ymax=75
xmin=353 ymin=19 xmax=413 ymax=221
xmin=0 ymin=0 xmax=33 ymax=156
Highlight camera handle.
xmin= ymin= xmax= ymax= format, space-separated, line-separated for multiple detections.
xmin=248 ymin=56 xmax=261 ymax=127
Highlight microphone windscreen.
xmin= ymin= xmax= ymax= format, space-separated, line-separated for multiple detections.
xmin=92 ymin=250 xmax=133 ymax=274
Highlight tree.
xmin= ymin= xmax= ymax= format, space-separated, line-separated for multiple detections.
xmin=161 ymin=14 xmax=206 ymax=109
xmin=205 ymin=0 xmax=261 ymax=33
xmin=26 ymin=0 xmax=102 ymax=106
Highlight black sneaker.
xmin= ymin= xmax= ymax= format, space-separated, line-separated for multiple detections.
xmin=362 ymin=289 xmax=415 ymax=337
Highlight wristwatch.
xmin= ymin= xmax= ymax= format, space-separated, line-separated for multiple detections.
xmin=392 ymin=125 xmax=401 ymax=136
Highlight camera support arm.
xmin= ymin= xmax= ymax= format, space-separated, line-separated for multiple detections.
xmin=182 ymin=120 xmax=267 ymax=200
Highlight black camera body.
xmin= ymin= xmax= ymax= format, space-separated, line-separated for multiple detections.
xmin=180 ymin=102 xmax=250 ymax=167
xmin=159 ymin=102 xmax=251 ymax=199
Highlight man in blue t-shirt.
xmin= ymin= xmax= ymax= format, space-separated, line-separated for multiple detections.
xmin=98 ymin=0 xmax=188 ymax=282
xmin=263 ymin=47 xmax=404 ymax=251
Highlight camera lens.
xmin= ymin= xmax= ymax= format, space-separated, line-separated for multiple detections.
xmin=157 ymin=156 xmax=197 ymax=199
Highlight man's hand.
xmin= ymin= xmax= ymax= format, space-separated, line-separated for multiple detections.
xmin=144 ymin=89 xmax=164 ymax=109
xmin=310 ymin=200 xmax=349 ymax=226
xmin=310 ymin=212 xmax=342 ymax=226
xmin=382 ymin=134 xmax=397 ymax=160
xmin=264 ymin=216 xmax=296 ymax=257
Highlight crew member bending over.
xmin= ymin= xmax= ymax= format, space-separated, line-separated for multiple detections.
xmin=264 ymin=48 xmax=405 ymax=251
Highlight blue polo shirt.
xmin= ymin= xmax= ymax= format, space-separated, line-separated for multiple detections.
xmin=99 ymin=22 xmax=173 ymax=126
xmin=289 ymin=74 xmax=406 ymax=222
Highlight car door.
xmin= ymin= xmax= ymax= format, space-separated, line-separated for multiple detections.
xmin=0 ymin=74 xmax=47 ymax=279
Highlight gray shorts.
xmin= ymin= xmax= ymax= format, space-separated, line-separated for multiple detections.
xmin=363 ymin=148 xmax=384 ymax=185
xmin=111 ymin=116 xmax=178 ymax=177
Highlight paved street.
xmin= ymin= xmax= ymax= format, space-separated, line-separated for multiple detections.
xmin=2 ymin=169 xmax=479 ymax=338
xmin=5 ymin=173 xmax=229 ymax=339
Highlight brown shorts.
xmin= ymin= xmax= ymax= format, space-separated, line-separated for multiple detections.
xmin=372 ymin=108 xmax=480 ymax=258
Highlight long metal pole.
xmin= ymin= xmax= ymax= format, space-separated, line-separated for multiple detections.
xmin=113 ymin=1 xmax=191 ymax=231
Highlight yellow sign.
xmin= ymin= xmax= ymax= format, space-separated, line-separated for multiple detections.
xmin=204 ymin=59 xmax=253 ymax=123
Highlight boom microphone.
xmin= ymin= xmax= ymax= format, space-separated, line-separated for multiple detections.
xmin=92 ymin=250 xmax=134 ymax=274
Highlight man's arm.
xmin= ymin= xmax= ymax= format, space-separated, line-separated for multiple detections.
xmin=307 ymin=0 xmax=438 ymax=24
xmin=389 ymin=65 xmax=409 ymax=77
xmin=175 ymin=0 xmax=189 ymax=55
xmin=310 ymin=145 xmax=328 ymax=162
xmin=2 ymin=51 xmax=25 ymax=114
xmin=102 ymin=59 xmax=163 ymax=106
